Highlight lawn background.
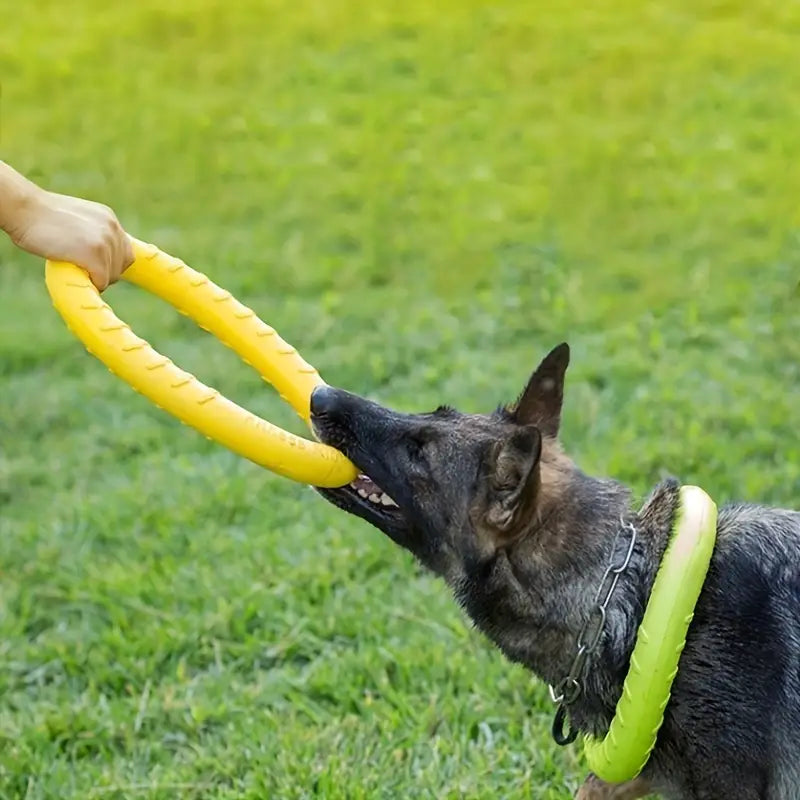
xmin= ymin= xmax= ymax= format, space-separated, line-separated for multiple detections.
xmin=1 ymin=1 xmax=800 ymax=797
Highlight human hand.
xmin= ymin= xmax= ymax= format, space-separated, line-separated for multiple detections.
xmin=8 ymin=187 xmax=134 ymax=291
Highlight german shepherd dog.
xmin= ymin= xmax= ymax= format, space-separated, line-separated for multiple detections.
xmin=310 ymin=343 xmax=800 ymax=800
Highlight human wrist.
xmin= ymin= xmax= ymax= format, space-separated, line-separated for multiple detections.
xmin=0 ymin=161 xmax=47 ymax=241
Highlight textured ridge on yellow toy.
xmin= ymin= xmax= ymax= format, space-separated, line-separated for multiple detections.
xmin=44 ymin=237 xmax=358 ymax=488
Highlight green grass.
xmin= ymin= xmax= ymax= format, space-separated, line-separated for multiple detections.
xmin=2 ymin=1 xmax=800 ymax=797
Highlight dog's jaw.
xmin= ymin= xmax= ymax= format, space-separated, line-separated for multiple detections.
xmin=313 ymin=479 xmax=408 ymax=538
xmin=311 ymin=414 xmax=412 ymax=540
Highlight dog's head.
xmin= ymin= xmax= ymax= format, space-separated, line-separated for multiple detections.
xmin=311 ymin=343 xmax=572 ymax=577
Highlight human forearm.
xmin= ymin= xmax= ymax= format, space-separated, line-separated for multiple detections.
xmin=0 ymin=160 xmax=41 ymax=239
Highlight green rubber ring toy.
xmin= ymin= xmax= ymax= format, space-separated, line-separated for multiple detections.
xmin=583 ymin=485 xmax=718 ymax=783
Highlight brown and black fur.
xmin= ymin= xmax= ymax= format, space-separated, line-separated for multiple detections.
xmin=310 ymin=343 xmax=800 ymax=800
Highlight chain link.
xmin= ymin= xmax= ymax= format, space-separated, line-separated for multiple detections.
xmin=549 ymin=518 xmax=638 ymax=746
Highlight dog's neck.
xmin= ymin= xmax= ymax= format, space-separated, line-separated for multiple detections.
xmin=454 ymin=451 xmax=681 ymax=737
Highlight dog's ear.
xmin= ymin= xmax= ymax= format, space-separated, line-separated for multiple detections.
xmin=510 ymin=342 xmax=570 ymax=437
xmin=484 ymin=425 xmax=542 ymax=535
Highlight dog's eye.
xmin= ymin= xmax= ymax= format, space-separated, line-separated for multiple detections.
xmin=407 ymin=437 xmax=427 ymax=461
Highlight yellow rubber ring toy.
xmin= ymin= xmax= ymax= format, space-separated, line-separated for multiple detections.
xmin=44 ymin=237 xmax=358 ymax=488
xmin=583 ymin=485 xmax=717 ymax=782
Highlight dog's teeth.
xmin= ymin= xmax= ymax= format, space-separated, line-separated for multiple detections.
xmin=357 ymin=489 xmax=369 ymax=498
xmin=368 ymin=493 xmax=381 ymax=503
xmin=380 ymin=494 xmax=396 ymax=507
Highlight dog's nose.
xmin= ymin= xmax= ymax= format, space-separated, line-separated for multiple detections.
xmin=310 ymin=384 xmax=339 ymax=417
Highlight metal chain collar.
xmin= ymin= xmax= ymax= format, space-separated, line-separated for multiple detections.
xmin=549 ymin=518 xmax=638 ymax=746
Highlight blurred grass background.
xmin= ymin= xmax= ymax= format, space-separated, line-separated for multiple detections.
xmin=1 ymin=1 xmax=799 ymax=797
